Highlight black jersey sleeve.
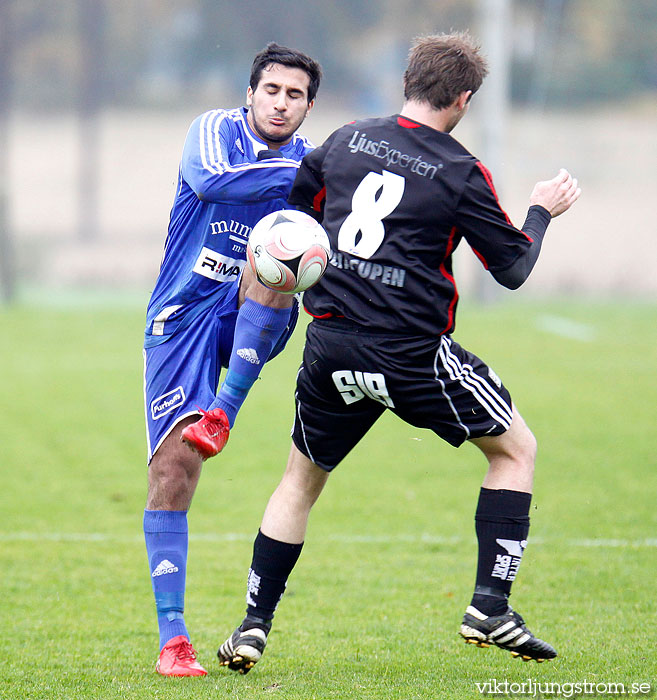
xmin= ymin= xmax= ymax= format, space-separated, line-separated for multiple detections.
xmin=455 ymin=162 xmax=551 ymax=289
xmin=288 ymin=130 xmax=339 ymax=223
xmin=492 ymin=205 xmax=551 ymax=289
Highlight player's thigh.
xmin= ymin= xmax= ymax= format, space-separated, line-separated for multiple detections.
xmin=469 ymin=405 xmax=537 ymax=464
xmin=148 ymin=415 xmax=200 ymax=475
xmin=144 ymin=309 xmax=226 ymax=463
xmin=146 ymin=414 xmax=203 ymax=508
xmin=279 ymin=442 xmax=331 ymax=502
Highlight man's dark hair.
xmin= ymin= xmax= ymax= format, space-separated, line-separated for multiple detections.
xmin=250 ymin=42 xmax=322 ymax=103
xmin=403 ymin=32 xmax=489 ymax=110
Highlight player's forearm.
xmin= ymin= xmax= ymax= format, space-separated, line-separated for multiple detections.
xmin=490 ymin=205 xmax=551 ymax=289
xmin=191 ymin=162 xmax=299 ymax=204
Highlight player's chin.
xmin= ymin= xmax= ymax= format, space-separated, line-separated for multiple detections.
xmin=265 ymin=124 xmax=295 ymax=143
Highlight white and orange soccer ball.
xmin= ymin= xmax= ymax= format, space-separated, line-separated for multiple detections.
xmin=247 ymin=209 xmax=331 ymax=294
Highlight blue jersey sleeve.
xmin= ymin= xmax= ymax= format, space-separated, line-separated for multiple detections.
xmin=181 ymin=110 xmax=303 ymax=205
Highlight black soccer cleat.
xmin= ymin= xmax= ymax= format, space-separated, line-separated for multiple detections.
xmin=460 ymin=605 xmax=557 ymax=662
xmin=217 ymin=618 xmax=271 ymax=674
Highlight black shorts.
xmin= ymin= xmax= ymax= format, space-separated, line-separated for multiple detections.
xmin=292 ymin=319 xmax=513 ymax=471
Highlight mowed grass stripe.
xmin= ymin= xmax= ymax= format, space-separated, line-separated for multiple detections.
xmin=4 ymin=531 xmax=657 ymax=547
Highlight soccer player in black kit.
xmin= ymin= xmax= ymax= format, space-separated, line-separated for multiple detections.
xmin=218 ymin=32 xmax=581 ymax=672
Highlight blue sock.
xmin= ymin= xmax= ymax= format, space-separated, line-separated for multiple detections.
xmin=211 ymin=299 xmax=292 ymax=427
xmin=144 ymin=509 xmax=189 ymax=650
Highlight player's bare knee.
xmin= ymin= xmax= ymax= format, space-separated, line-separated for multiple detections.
xmin=249 ymin=283 xmax=295 ymax=309
xmin=504 ymin=425 xmax=536 ymax=477
xmin=147 ymin=459 xmax=200 ymax=510
xmin=503 ymin=408 xmax=537 ymax=463
xmin=513 ymin=421 xmax=537 ymax=465
xmin=149 ymin=456 xmax=195 ymax=487
xmin=147 ymin=430 xmax=203 ymax=505
xmin=525 ymin=429 xmax=538 ymax=465
xmin=239 ymin=266 xmax=295 ymax=309
xmin=472 ymin=414 xmax=536 ymax=479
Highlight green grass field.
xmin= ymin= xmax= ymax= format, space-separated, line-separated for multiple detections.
xmin=1 ymin=298 xmax=656 ymax=699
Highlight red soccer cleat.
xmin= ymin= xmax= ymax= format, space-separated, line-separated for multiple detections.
xmin=156 ymin=635 xmax=208 ymax=677
xmin=181 ymin=408 xmax=230 ymax=459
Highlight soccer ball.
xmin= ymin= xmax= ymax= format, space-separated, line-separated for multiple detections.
xmin=247 ymin=209 xmax=331 ymax=294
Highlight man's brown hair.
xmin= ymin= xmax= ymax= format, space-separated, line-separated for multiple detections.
xmin=403 ymin=32 xmax=489 ymax=109
xmin=250 ymin=42 xmax=322 ymax=104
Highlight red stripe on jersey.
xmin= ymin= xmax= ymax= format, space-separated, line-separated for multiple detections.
xmin=471 ymin=246 xmax=489 ymax=270
xmin=303 ymin=305 xmax=335 ymax=319
xmin=312 ymin=186 xmax=326 ymax=212
xmin=475 ymin=162 xmax=533 ymax=243
xmin=439 ymin=227 xmax=459 ymax=334
xmin=397 ymin=116 xmax=421 ymax=129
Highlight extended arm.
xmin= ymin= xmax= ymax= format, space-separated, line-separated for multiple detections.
xmin=458 ymin=165 xmax=580 ymax=290
xmin=181 ymin=111 xmax=303 ymax=205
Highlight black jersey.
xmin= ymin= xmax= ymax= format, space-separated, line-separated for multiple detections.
xmin=289 ymin=114 xmax=550 ymax=337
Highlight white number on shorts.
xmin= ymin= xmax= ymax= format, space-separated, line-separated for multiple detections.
xmin=337 ymin=170 xmax=405 ymax=259
xmin=332 ymin=370 xmax=395 ymax=408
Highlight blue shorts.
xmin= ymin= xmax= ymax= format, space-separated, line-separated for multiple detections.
xmin=143 ymin=284 xmax=298 ymax=462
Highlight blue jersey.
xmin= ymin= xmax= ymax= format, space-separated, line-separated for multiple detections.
xmin=145 ymin=106 xmax=313 ymax=346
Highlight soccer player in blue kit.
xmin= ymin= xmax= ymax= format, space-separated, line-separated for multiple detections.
xmin=142 ymin=43 xmax=322 ymax=676
xmin=218 ymin=33 xmax=581 ymax=673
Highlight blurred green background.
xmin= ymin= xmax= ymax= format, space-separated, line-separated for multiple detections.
xmin=1 ymin=0 xmax=656 ymax=303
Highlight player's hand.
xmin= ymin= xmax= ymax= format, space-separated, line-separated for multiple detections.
xmin=529 ymin=168 xmax=581 ymax=217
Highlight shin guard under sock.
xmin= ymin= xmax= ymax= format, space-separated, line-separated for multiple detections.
xmin=244 ymin=530 xmax=303 ymax=622
xmin=212 ymin=299 xmax=293 ymax=427
xmin=471 ymin=487 xmax=531 ymax=616
xmin=144 ymin=509 xmax=189 ymax=649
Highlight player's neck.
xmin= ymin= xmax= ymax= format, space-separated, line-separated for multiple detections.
xmin=400 ymin=100 xmax=459 ymax=134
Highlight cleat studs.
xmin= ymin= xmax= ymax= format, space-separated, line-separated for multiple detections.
xmin=464 ymin=638 xmax=490 ymax=648
xmin=510 ymin=652 xmax=519 ymax=657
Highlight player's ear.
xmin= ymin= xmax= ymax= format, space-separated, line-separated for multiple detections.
xmin=455 ymin=90 xmax=471 ymax=111
xmin=305 ymin=99 xmax=315 ymax=117
xmin=246 ymin=86 xmax=254 ymax=107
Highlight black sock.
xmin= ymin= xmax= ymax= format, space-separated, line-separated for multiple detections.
xmin=244 ymin=530 xmax=303 ymax=623
xmin=470 ymin=487 xmax=531 ymax=616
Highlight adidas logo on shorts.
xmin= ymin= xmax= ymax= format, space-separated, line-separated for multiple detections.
xmin=237 ymin=348 xmax=260 ymax=364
